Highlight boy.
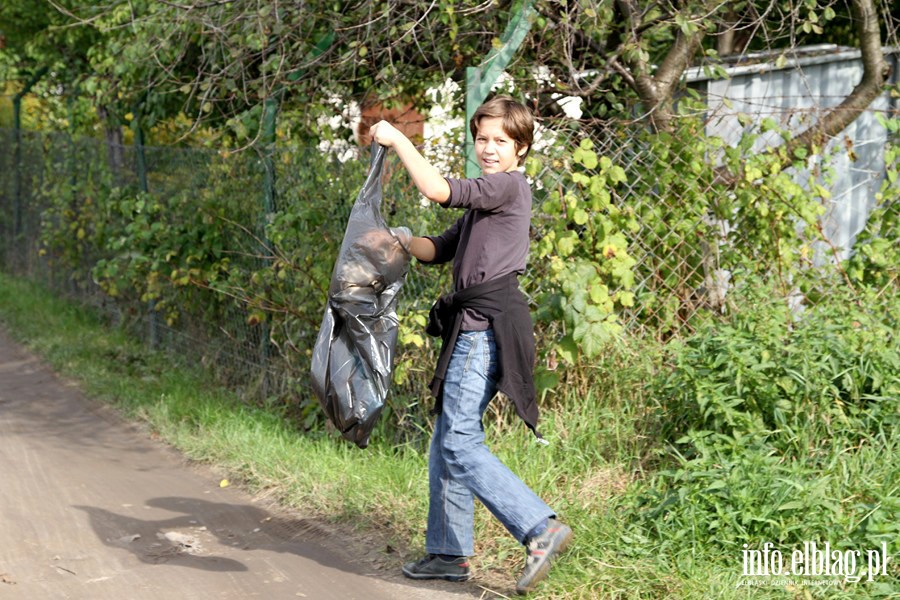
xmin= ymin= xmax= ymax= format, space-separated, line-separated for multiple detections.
xmin=369 ymin=96 xmax=572 ymax=595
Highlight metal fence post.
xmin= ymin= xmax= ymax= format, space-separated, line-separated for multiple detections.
xmin=12 ymin=67 xmax=47 ymax=242
xmin=257 ymin=96 xmax=278 ymax=375
xmin=255 ymin=31 xmax=334 ymax=379
xmin=66 ymin=88 xmax=81 ymax=295
xmin=131 ymin=98 xmax=160 ymax=349
xmin=465 ymin=1 xmax=535 ymax=178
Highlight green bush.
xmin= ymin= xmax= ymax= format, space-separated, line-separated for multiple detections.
xmin=626 ymin=280 xmax=898 ymax=561
xmin=846 ymin=115 xmax=900 ymax=292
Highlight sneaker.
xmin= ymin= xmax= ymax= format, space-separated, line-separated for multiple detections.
xmin=402 ymin=554 xmax=471 ymax=582
xmin=515 ymin=518 xmax=573 ymax=594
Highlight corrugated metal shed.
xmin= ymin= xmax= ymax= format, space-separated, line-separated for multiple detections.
xmin=685 ymin=45 xmax=900 ymax=260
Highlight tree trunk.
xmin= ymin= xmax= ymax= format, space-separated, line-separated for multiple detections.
xmin=615 ymin=0 xmax=706 ymax=133
xmin=96 ymin=105 xmax=125 ymax=177
xmin=716 ymin=5 xmax=738 ymax=57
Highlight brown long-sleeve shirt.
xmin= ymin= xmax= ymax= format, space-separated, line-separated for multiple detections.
xmin=422 ymin=170 xmax=532 ymax=330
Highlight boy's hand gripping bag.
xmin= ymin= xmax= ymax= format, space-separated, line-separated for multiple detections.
xmin=310 ymin=143 xmax=411 ymax=448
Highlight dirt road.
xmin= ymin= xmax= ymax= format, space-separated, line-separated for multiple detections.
xmin=0 ymin=328 xmax=480 ymax=600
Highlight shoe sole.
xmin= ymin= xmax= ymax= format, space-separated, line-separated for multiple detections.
xmin=401 ymin=566 xmax=471 ymax=582
xmin=515 ymin=525 xmax=573 ymax=595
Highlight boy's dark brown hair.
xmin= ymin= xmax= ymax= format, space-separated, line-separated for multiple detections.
xmin=470 ymin=95 xmax=534 ymax=165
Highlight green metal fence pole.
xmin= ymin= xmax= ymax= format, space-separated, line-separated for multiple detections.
xmin=257 ymin=96 xmax=278 ymax=375
xmin=465 ymin=1 xmax=535 ymax=178
xmin=257 ymin=30 xmax=334 ymax=217
xmin=12 ymin=96 xmax=21 ymax=238
xmin=255 ymin=31 xmax=334 ymax=375
xmin=131 ymin=96 xmax=159 ymax=349
xmin=67 ymin=87 xmax=80 ymax=294
xmin=12 ymin=67 xmax=48 ymax=240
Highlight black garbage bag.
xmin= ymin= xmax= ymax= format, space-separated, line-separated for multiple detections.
xmin=310 ymin=143 xmax=411 ymax=448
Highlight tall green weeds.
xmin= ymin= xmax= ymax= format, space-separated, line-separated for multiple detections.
xmin=626 ymin=280 xmax=898 ymax=587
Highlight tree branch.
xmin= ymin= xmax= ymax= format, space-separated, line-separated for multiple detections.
xmin=614 ymin=0 xmax=660 ymax=106
xmin=782 ymin=0 xmax=891 ymax=161
xmin=655 ymin=28 xmax=706 ymax=100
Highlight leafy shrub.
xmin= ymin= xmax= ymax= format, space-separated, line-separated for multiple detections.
xmin=526 ymin=112 xmax=839 ymax=374
xmin=630 ymin=280 xmax=898 ymax=554
xmin=845 ymin=115 xmax=899 ymax=292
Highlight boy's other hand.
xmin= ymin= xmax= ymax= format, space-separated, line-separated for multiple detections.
xmin=369 ymin=120 xmax=404 ymax=148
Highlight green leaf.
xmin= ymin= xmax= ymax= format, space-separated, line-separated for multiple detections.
xmin=573 ymin=208 xmax=588 ymax=225
xmin=579 ymin=149 xmax=598 ymax=170
xmin=609 ymin=165 xmax=627 ymax=184
xmin=534 ymin=368 xmax=560 ymax=395
xmin=572 ymin=172 xmax=590 ymax=186
xmin=557 ymin=335 xmax=579 ymax=364
xmin=616 ymin=291 xmax=635 ymax=307
xmin=557 ymin=234 xmax=576 ymax=257
xmin=589 ymin=282 xmax=610 ymax=305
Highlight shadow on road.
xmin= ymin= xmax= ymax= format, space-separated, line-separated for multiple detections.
xmin=74 ymin=496 xmax=368 ymax=576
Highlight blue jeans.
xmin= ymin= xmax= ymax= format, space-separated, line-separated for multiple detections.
xmin=425 ymin=329 xmax=554 ymax=556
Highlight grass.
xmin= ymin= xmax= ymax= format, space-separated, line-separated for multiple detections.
xmin=0 ymin=272 xmax=896 ymax=599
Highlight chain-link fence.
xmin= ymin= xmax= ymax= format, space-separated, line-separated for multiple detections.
xmin=0 ymin=122 xmax=461 ymax=420
xmin=1 ymin=93 xmax=896 ymax=434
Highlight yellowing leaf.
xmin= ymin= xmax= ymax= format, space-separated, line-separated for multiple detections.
xmin=573 ymin=208 xmax=588 ymax=225
xmin=401 ymin=333 xmax=424 ymax=348
xmin=558 ymin=235 xmax=576 ymax=257
xmin=617 ymin=291 xmax=635 ymax=307
xmin=589 ymin=282 xmax=609 ymax=305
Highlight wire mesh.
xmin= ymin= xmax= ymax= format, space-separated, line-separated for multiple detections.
xmin=0 ymin=99 xmax=894 ymax=425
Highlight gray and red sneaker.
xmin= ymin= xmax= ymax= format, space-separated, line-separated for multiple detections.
xmin=402 ymin=554 xmax=471 ymax=582
xmin=515 ymin=518 xmax=573 ymax=594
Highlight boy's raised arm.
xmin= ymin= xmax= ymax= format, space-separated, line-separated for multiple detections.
xmin=369 ymin=120 xmax=451 ymax=204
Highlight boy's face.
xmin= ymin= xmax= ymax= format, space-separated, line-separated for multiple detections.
xmin=475 ymin=116 xmax=525 ymax=175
